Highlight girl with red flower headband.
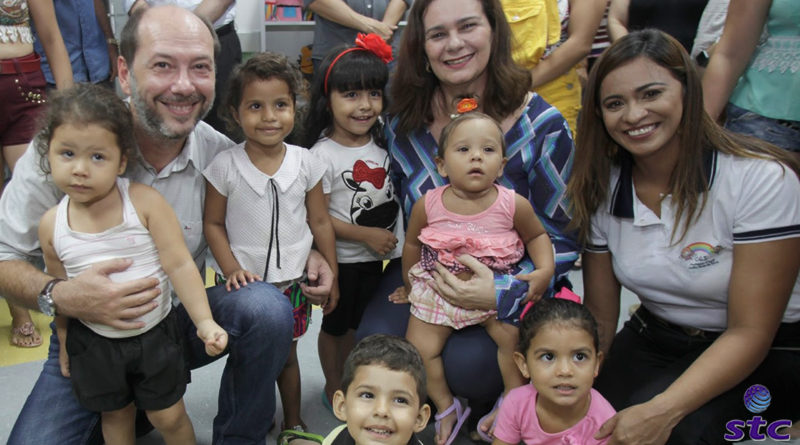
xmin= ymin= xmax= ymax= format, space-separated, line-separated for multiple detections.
xmin=302 ymin=35 xmax=405 ymax=409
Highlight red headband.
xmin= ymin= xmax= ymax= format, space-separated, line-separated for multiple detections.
xmin=324 ymin=33 xmax=393 ymax=95
xmin=519 ymin=287 xmax=582 ymax=321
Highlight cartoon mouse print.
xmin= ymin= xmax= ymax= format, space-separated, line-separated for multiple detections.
xmin=341 ymin=156 xmax=399 ymax=231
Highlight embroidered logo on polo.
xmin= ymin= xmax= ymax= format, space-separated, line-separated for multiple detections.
xmin=679 ymin=242 xmax=723 ymax=270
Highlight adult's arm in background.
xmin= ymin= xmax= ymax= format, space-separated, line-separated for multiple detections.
xmin=306 ymin=0 xmax=395 ymax=41
xmin=701 ymin=0 xmax=770 ymax=121
xmin=530 ymin=0 xmax=606 ymax=88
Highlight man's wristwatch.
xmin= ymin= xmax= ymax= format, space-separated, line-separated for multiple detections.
xmin=38 ymin=278 xmax=64 ymax=317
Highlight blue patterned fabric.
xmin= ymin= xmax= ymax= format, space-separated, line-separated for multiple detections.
xmin=386 ymin=94 xmax=578 ymax=320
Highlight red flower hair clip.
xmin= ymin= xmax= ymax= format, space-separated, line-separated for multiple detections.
xmin=355 ymin=33 xmax=393 ymax=64
xmin=324 ymin=33 xmax=393 ymax=94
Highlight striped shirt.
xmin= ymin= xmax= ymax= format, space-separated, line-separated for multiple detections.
xmin=589 ymin=1 xmax=611 ymax=59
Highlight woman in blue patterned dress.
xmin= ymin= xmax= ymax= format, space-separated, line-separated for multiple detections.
xmin=356 ymin=0 xmax=578 ymax=436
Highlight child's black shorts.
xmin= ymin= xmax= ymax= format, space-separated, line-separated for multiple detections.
xmin=321 ymin=260 xmax=384 ymax=336
xmin=66 ymin=309 xmax=189 ymax=412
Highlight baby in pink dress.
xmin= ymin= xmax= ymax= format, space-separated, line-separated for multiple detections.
xmin=394 ymin=112 xmax=555 ymax=445
xmin=410 ymin=183 xmax=524 ymax=328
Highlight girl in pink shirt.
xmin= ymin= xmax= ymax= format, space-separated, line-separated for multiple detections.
xmin=493 ymin=298 xmax=616 ymax=445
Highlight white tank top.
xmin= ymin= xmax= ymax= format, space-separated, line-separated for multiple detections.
xmin=53 ymin=178 xmax=172 ymax=338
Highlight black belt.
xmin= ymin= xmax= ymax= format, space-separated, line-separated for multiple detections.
xmin=777 ymin=119 xmax=800 ymax=132
xmin=633 ymin=305 xmax=722 ymax=339
xmin=215 ymin=22 xmax=235 ymax=37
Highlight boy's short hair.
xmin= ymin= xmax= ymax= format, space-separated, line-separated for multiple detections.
xmin=341 ymin=334 xmax=427 ymax=405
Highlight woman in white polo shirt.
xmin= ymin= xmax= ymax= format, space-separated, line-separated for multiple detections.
xmin=569 ymin=29 xmax=800 ymax=444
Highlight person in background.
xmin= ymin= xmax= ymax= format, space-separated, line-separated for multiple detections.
xmin=607 ymin=0 xmax=709 ymax=52
xmin=502 ymin=0 xmax=606 ymax=138
xmin=584 ymin=1 xmax=611 ymax=75
xmin=1 ymin=0 xmax=73 ymax=349
xmin=304 ymin=0 xmax=410 ymax=73
xmin=702 ymin=0 xmax=799 ymax=152
xmin=127 ymin=0 xmax=242 ymax=141
xmin=33 ymin=0 xmax=118 ymax=90
xmin=689 ymin=0 xmax=728 ymax=71
xmin=569 ymin=29 xmax=800 ymax=444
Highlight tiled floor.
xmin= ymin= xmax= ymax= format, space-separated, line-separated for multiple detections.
xmin=0 ymin=269 xmax=638 ymax=444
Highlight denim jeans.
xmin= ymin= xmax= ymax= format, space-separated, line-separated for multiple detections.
xmin=8 ymin=281 xmax=293 ymax=445
xmin=725 ymin=103 xmax=800 ymax=152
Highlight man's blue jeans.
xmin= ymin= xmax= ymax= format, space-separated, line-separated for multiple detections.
xmin=8 ymin=281 xmax=293 ymax=445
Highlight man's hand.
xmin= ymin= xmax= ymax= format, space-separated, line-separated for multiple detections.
xmin=431 ymin=254 xmax=497 ymax=311
xmin=321 ymin=281 xmax=340 ymax=315
xmin=301 ymin=252 xmax=337 ymax=315
xmin=300 ymin=249 xmax=334 ymax=301
xmin=53 ymin=258 xmax=160 ymax=329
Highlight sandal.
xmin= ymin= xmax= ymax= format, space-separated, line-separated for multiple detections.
xmin=475 ymin=394 xmax=504 ymax=442
xmin=10 ymin=321 xmax=43 ymax=348
xmin=434 ymin=398 xmax=471 ymax=445
xmin=277 ymin=425 xmax=323 ymax=445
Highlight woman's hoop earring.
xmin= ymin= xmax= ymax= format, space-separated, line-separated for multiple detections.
xmin=425 ymin=60 xmax=431 ymax=72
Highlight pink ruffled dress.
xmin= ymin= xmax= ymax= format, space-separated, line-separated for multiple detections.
xmin=408 ymin=185 xmax=524 ymax=328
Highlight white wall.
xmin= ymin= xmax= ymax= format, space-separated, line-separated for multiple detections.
xmin=235 ymin=1 xmax=263 ymax=53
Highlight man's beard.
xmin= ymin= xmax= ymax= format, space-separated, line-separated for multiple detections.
xmin=129 ymin=76 xmax=213 ymax=140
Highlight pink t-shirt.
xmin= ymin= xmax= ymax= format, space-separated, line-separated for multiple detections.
xmin=494 ymin=384 xmax=616 ymax=445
